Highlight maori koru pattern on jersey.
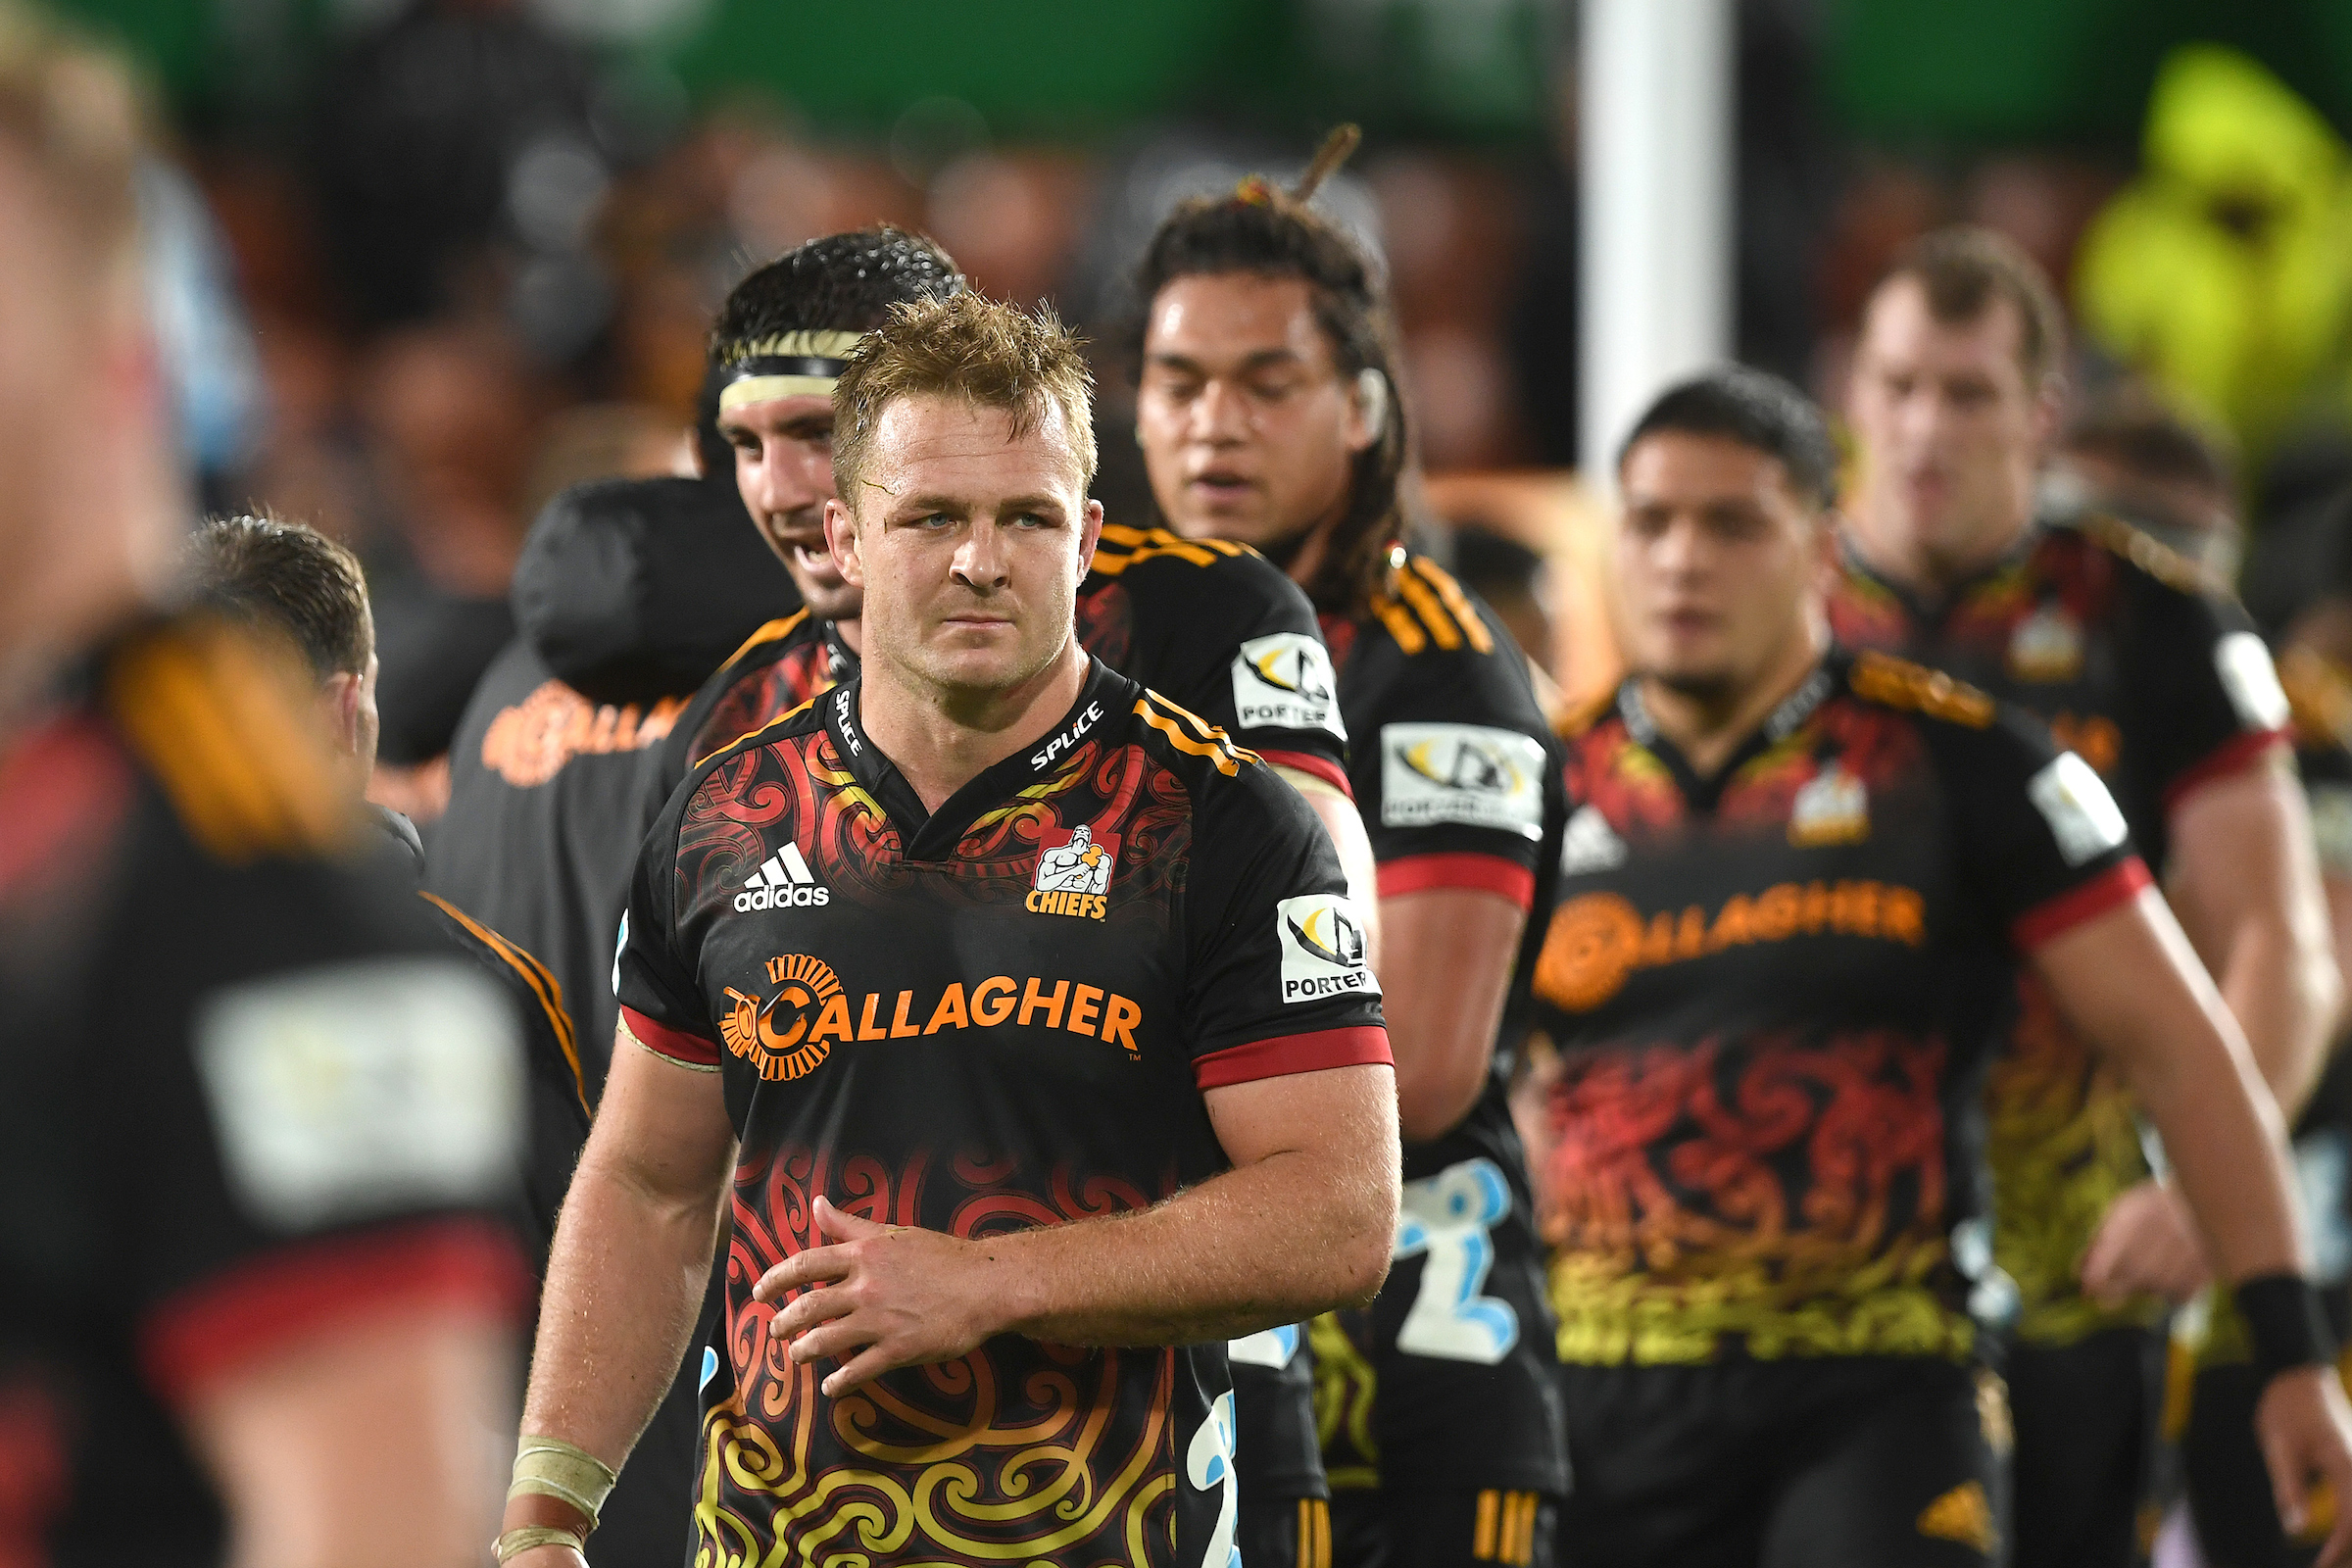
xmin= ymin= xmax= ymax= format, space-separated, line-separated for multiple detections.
xmin=693 ymin=1143 xmax=1183 ymax=1563
xmin=1543 ymin=1027 xmax=1965 ymax=1365
xmin=682 ymin=724 xmax=1196 ymax=914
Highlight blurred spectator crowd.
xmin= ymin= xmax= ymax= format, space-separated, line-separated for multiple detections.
xmin=97 ymin=0 xmax=2352 ymax=811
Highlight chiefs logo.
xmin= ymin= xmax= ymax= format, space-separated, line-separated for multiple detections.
xmin=1535 ymin=893 xmax=1644 ymax=1011
xmin=721 ymin=954 xmax=844 ymax=1081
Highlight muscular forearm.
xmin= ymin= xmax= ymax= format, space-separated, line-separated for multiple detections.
xmin=2050 ymin=898 xmax=2306 ymax=1285
xmin=518 ymin=1156 xmax=726 ymax=1464
xmin=2216 ymin=915 xmax=2338 ymax=1119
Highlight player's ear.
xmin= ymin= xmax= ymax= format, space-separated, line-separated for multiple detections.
xmin=1344 ymin=368 xmax=1388 ymax=456
xmin=1077 ymin=497 xmax=1104 ymax=580
xmin=825 ymin=497 xmax=865 ymax=588
xmin=316 ymin=670 xmax=362 ymax=758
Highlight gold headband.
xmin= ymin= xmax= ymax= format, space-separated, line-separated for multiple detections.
xmin=715 ymin=329 xmax=870 ymax=415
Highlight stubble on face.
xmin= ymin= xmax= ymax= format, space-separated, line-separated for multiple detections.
xmin=842 ymin=394 xmax=1093 ymax=715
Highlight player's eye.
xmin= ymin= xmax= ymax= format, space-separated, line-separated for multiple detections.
xmin=1248 ymin=375 xmax=1298 ymax=402
xmin=1010 ymin=512 xmax=1052 ymax=529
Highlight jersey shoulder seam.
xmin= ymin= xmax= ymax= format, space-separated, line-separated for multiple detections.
xmin=2068 ymin=511 xmax=2229 ymax=601
xmin=1132 ymin=688 xmax=1261 ymax=779
xmin=716 ymin=608 xmax=815 ymax=674
xmin=1846 ymin=649 xmax=1997 ymax=729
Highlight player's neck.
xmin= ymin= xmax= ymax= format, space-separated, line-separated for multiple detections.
xmin=1844 ymin=496 xmax=2033 ymax=598
xmin=859 ymin=640 xmax=1091 ymax=813
xmin=1639 ymin=621 xmax=1827 ymax=779
xmin=833 ymin=616 xmax=862 ymax=656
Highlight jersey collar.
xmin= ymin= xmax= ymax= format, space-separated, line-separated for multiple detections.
xmin=1617 ymin=651 xmax=1843 ymax=811
xmin=1838 ymin=519 xmax=2043 ymax=630
xmin=822 ymin=654 xmax=1139 ymax=861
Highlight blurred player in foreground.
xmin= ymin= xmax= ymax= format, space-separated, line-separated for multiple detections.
xmin=0 ymin=8 xmax=528 ymax=1565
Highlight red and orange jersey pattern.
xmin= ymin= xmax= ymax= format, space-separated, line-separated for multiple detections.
xmin=620 ymin=661 xmax=1387 ymax=1564
xmin=1534 ymin=652 xmax=2150 ymax=1366
xmin=1829 ymin=515 xmax=2285 ymax=1346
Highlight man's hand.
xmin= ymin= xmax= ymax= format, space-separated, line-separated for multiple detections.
xmin=2258 ymin=1366 xmax=2352 ymax=1565
xmin=753 ymin=1197 xmax=1006 ymax=1396
xmin=2080 ymin=1178 xmax=2212 ymax=1307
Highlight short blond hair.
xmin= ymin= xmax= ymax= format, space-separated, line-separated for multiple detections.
xmin=0 ymin=2 xmax=144 ymax=277
xmin=832 ymin=293 xmax=1098 ymax=506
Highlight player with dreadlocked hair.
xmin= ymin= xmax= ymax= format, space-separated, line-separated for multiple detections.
xmin=1133 ymin=129 xmax=1570 ymax=1567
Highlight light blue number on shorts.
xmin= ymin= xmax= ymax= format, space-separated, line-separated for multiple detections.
xmin=1393 ymin=1156 xmax=1518 ymax=1364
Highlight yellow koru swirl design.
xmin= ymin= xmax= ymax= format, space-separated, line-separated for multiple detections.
xmin=1309 ymin=1311 xmax=1381 ymax=1491
xmin=1547 ymin=1237 xmax=1974 ymax=1364
xmin=692 ymin=1342 xmax=1177 ymax=1565
xmin=1986 ymin=978 xmax=2159 ymax=1346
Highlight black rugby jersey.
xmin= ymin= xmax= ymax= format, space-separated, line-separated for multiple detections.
xmin=1531 ymin=649 xmax=2149 ymax=1367
xmin=1831 ymin=513 xmax=2288 ymax=1347
xmin=418 ymin=891 xmax=591 ymax=1278
xmin=430 ymin=477 xmax=798 ymax=1099
xmin=616 ymin=658 xmax=1388 ymax=1566
xmin=1310 ymin=553 xmax=1569 ymax=1496
xmin=659 ymin=525 xmax=1351 ymax=793
xmin=0 ymin=619 xmax=528 ymax=1568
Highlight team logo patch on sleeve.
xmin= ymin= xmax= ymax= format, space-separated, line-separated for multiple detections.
xmin=1380 ymin=723 xmax=1546 ymax=839
xmin=1230 ymin=632 xmax=1346 ymax=739
xmin=1028 ymin=824 xmax=1118 ymax=919
xmin=2216 ymin=631 xmax=2291 ymax=731
xmin=1276 ymin=893 xmax=1379 ymax=1004
xmin=2028 ymin=752 xmax=2130 ymax=865
xmin=195 ymin=957 xmax=522 ymax=1228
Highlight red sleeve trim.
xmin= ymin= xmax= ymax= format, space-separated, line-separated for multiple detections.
xmin=2011 ymin=858 xmax=2155 ymax=952
xmin=141 ymin=1218 xmax=528 ymax=1407
xmin=2162 ymin=728 xmax=2288 ymax=813
xmin=621 ymin=1004 xmax=721 ymax=1067
xmin=1259 ymin=749 xmax=1354 ymax=799
xmin=1376 ymin=852 xmax=1536 ymax=911
xmin=1194 ymin=1025 xmax=1393 ymax=1090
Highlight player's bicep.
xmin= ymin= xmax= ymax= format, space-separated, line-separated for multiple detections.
xmin=1203 ymin=1061 xmax=1399 ymax=1172
xmin=585 ymin=1018 xmax=737 ymax=1207
xmin=2165 ymin=753 xmax=2326 ymax=968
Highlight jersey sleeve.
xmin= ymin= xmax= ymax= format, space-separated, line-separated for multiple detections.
xmin=2123 ymin=569 xmax=2290 ymax=812
xmin=1354 ymin=608 xmax=1555 ymax=912
xmin=128 ymin=856 xmax=531 ymax=1407
xmin=1179 ymin=763 xmax=1392 ymax=1091
xmin=613 ymin=767 xmax=723 ymax=1070
xmin=1929 ymin=703 xmax=2154 ymax=952
xmin=1126 ymin=555 xmax=1350 ymax=793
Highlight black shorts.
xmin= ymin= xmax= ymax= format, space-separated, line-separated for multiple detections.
xmin=1327 ymin=1488 xmax=1556 ymax=1568
xmin=2006 ymin=1325 xmax=2165 ymax=1568
xmin=1557 ymin=1355 xmax=2007 ymax=1568
xmin=1241 ymin=1495 xmax=1335 ymax=1568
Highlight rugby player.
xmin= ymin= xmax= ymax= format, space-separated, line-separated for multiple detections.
xmin=185 ymin=513 xmax=592 ymax=1272
xmin=495 ymin=293 xmax=1400 ymax=1566
xmin=1832 ymin=227 xmax=2339 ymax=1568
xmin=2055 ymin=422 xmax=2352 ymax=1568
xmin=0 ymin=9 xmax=528 ymax=1565
xmin=1533 ymin=365 xmax=2352 ymax=1568
xmin=1132 ymin=134 xmax=1570 ymax=1566
xmin=670 ymin=224 xmax=1368 ymax=1561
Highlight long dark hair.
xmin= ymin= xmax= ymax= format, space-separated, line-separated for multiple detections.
xmin=1129 ymin=127 xmax=1408 ymax=617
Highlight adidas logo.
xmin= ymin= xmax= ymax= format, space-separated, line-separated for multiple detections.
xmin=1560 ymin=805 xmax=1627 ymax=875
xmin=733 ymin=844 xmax=830 ymax=911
